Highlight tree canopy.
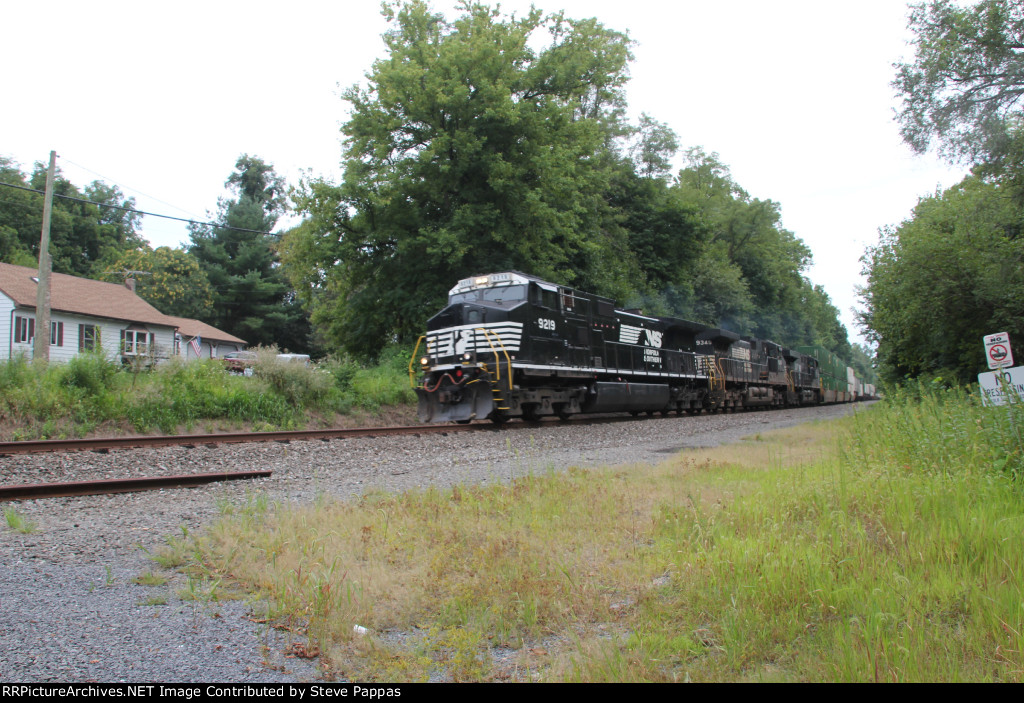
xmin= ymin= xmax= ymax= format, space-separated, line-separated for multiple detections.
xmin=95 ymin=245 xmax=215 ymax=321
xmin=894 ymin=0 xmax=1024 ymax=170
xmin=861 ymin=174 xmax=1024 ymax=385
xmin=283 ymin=0 xmax=637 ymax=357
xmin=0 ymin=156 xmax=145 ymax=276
xmin=282 ymin=1 xmax=850 ymax=361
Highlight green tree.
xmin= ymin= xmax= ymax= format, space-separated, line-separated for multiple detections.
xmin=629 ymin=113 xmax=679 ymax=180
xmin=0 ymin=157 xmax=40 ymax=266
xmin=189 ymin=155 xmax=311 ymax=352
xmin=0 ymin=156 xmax=144 ymax=275
xmin=96 ymin=245 xmax=215 ymax=320
xmin=283 ymin=0 xmax=636 ymax=358
xmin=860 ymin=174 xmax=1024 ymax=384
xmin=894 ymin=0 xmax=1024 ymax=169
xmin=669 ymin=148 xmax=843 ymax=352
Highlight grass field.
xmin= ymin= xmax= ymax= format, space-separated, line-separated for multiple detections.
xmin=159 ymin=385 xmax=1023 ymax=682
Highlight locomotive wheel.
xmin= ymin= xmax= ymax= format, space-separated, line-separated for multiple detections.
xmin=455 ymin=419 xmax=472 ymax=425
xmin=554 ymin=404 xmax=572 ymax=421
xmin=521 ymin=405 xmax=542 ymax=423
xmin=488 ymin=411 xmax=509 ymax=425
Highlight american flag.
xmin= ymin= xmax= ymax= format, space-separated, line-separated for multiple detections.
xmin=190 ymin=335 xmax=202 ymax=357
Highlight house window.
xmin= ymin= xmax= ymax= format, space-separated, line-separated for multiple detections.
xmin=14 ymin=316 xmax=34 ymax=344
xmin=50 ymin=321 xmax=63 ymax=347
xmin=121 ymin=329 xmax=151 ymax=356
xmin=79 ymin=324 xmax=100 ymax=352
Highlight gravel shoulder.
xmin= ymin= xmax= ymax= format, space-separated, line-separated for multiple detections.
xmin=0 ymin=403 xmax=867 ymax=682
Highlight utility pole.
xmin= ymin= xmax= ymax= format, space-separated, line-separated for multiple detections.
xmin=33 ymin=150 xmax=56 ymax=363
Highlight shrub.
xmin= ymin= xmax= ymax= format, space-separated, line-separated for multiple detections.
xmin=61 ymin=353 xmax=118 ymax=397
xmin=0 ymin=355 xmax=33 ymax=393
xmin=250 ymin=347 xmax=341 ymax=410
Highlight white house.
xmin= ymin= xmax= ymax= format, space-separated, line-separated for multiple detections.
xmin=0 ymin=262 xmax=244 ymax=364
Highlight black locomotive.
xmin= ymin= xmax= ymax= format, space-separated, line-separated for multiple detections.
xmin=412 ymin=272 xmax=854 ymax=424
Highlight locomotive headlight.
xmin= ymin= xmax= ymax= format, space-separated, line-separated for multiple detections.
xmin=420 ymin=357 xmax=430 ymax=367
xmin=462 ymin=352 xmax=472 ymax=362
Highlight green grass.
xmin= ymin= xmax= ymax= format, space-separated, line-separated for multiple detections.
xmin=172 ymin=387 xmax=1024 ymax=681
xmin=132 ymin=571 xmax=169 ymax=587
xmin=4 ymin=507 xmax=37 ymax=534
xmin=0 ymin=346 xmax=417 ymax=440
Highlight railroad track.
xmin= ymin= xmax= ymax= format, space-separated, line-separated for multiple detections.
xmin=0 ymin=423 xmax=479 ymax=457
xmin=0 ymin=425 xmax=479 ymax=502
xmin=0 ymin=413 xmax=649 ymax=457
xmin=0 ymin=414 xmax=667 ymax=501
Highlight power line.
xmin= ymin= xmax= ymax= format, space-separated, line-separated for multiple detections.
xmin=0 ymin=181 xmax=277 ymax=235
xmin=59 ymin=155 xmax=202 ymax=220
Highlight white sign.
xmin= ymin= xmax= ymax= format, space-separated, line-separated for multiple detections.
xmin=978 ymin=366 xmax=1024 ymax=406
xmin=984 ymin=332 xmax=1014 ymax=369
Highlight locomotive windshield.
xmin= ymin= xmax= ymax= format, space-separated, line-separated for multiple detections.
xmin=449 ymin=284 xmax=527 ymax=305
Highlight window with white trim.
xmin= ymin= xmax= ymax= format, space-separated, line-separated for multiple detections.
xmin=50 ymin=320 xmax=63 ymax=347
xmin=121 ymin=329 xmax=151 ymax=356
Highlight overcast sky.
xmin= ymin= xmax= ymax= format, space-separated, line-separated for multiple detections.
xmin=3 ymin=0 xmax=967 ymax=345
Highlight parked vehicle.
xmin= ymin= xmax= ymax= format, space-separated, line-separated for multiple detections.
xmin=223 ymin=351 xmax=311 ymax=374
xmin=222 ymin=351 xmax=257 ymax=373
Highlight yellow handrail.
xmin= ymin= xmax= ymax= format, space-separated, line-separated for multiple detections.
xmin=474 ymin=327 xmax=511 ymax=385
xmin=704 ymin=355 xmax=725 ymax=391
xmin=408 ymin=335 xmax=426 ymax=389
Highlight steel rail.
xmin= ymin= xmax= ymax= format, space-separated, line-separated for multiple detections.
xmin=0 ymin=424 xmax=478 ymax=457
xmin=0 ymin=470 xmax=273 ymax=502
xmin=0 ymin=413 xmax=660 ymax=458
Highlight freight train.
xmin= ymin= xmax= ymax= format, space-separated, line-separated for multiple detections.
xmin=411 ymin=272 xmax=872 ymax=424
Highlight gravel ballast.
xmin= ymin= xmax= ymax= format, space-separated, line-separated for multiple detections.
xmin=0 ymin=403 xmax=866 ymax=682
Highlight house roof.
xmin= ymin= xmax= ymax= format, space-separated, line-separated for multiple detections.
xmin=162 ymin=316 xmax=246 ymax=345
xmin=0 ymin=264 xmax=246 ymax=345
xmin=0 ymin=262 xmax=176 ymax=326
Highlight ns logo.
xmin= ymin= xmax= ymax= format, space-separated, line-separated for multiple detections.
xmin=645 ymin=329 xmax=663 ymax=349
